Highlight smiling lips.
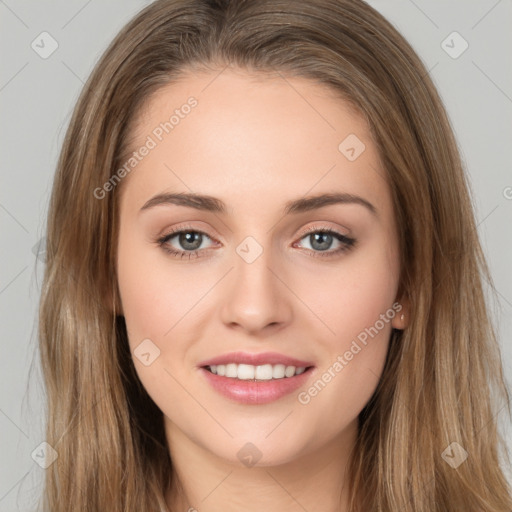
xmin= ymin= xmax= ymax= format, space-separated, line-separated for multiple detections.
xmin=198 ymin=351 xmax=315 ymax=405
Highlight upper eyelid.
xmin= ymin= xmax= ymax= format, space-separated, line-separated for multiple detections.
xmin=159 ymin=225 xmax=212 ymax=241
xmin=298 ymin=224 xmax=350 ymax=237
xmin=159 ymin=220 xmax=351 ymax=239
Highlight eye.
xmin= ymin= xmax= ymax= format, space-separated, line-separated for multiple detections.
xmin=294 ymin=228 xmax=356 ymax=258
xmin=157 ymin=226 xmax=217 ymax=259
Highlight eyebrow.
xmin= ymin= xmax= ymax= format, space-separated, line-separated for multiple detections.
xmin=140 ymin=191 xmax=378 ymax=217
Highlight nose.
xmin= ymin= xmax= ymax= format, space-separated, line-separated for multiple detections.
xmin=219 ymin=244 xmax=293 ymax=335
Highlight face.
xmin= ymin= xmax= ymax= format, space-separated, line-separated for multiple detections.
xmin=116 ymin=68 xmax=404 ymax=467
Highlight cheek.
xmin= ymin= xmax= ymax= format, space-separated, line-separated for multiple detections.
xmin=117 ymin=237 xmax=159 ymax=342
xmin=299 ymin=321 xmax=390 ymax=438
xmin=116 ymin=225 xmax=202 ymax=344
xmin=292 ymin=240 xmax=399 ymax=346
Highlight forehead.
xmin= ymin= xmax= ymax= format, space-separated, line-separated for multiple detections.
xmin=119 ymin=68 xmax=391 ymax=219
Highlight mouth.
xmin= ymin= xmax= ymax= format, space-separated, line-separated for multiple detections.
xmin=197 ymin=351 xmax=316 ymax=404
xmin=199 ymin=359 xmax=316 ymax=405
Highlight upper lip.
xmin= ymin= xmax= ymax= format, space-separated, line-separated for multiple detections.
xmin=198 ymin=351 xmax=314 ymax=368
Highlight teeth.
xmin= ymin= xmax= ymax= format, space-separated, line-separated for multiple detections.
xmin=225 ymin=363 xmax=237 ymax=378
xmin=272 ymin=364 xmax=285 ymax=378
xmin=256 ymin=364 xmax=273 ymax=380
xmin=208 ymin=363 xmax=307 ymax=380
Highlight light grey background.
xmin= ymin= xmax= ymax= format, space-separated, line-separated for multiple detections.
xmin=1 ymin=1 xmax=511 ymax=510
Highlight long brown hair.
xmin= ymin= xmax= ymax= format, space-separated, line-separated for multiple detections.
xmin=38 ymin=0 xmax=512 ymax=510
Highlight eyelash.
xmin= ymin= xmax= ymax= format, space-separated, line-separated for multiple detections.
xmin=156 ymin=224 xmax=356 ymax=260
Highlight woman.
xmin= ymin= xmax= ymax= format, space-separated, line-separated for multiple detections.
xmin=38 ymin=0 xmax=512 ymax=510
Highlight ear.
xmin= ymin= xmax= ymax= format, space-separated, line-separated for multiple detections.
xmin=391 ymin=294 xmax=410 ymax=330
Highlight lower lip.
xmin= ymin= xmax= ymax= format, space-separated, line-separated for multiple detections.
xmin=199 ymin=367 xmax=314 ymax=405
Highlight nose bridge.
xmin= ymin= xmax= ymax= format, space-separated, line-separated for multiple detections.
xmin=219 ymin=234 xmax=292 ymax=333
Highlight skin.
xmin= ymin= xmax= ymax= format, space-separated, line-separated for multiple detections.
xmin=115 ymin=67 xmax=409 ymax=512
